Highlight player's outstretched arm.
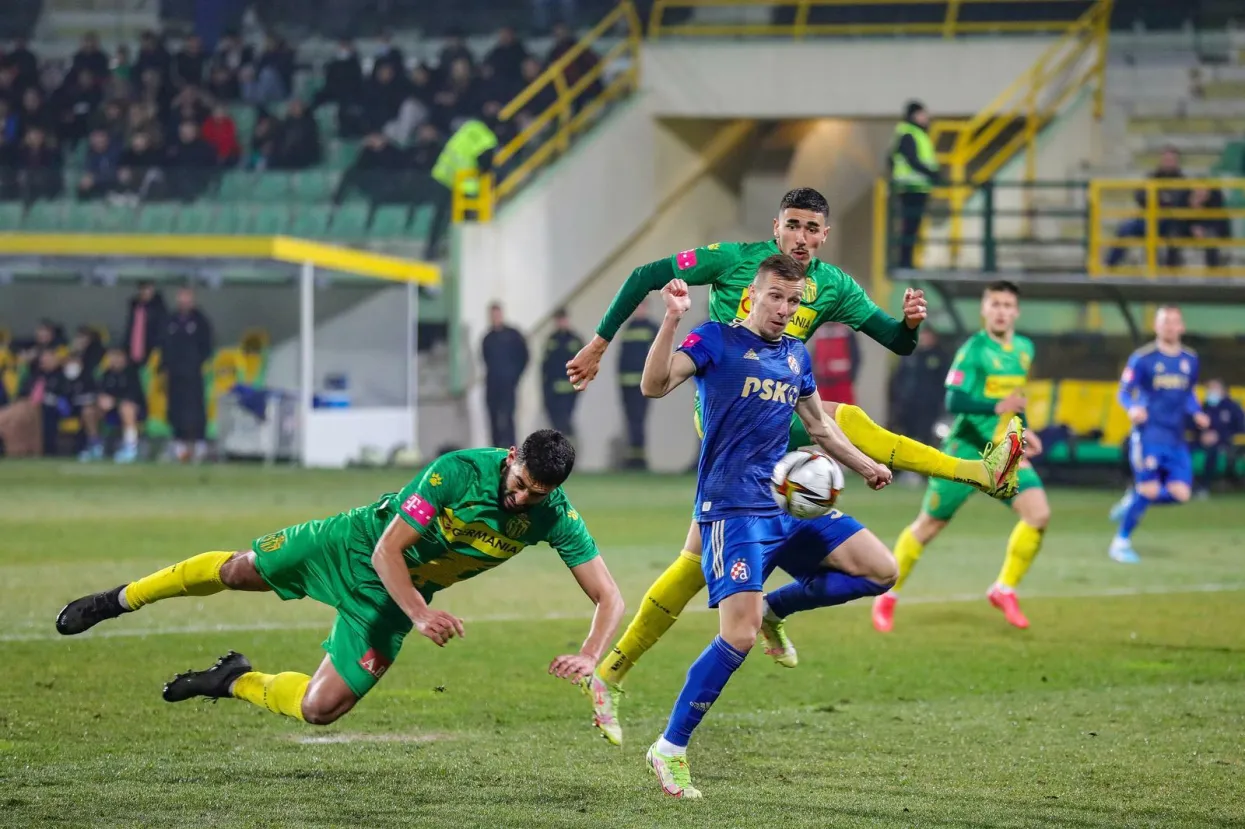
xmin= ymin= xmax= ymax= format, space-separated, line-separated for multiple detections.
xmin=639 ymin=279 xmax=697 ymax=398
xmin=373 ymin=517 xmax=464 ymax=647
xmin=855 ymin=288 xmax=926 ymax=356
xmin=796 ymin=392 xmax=891 ymax=490
xmin=548 ymin=556 xmax=625 ymax=682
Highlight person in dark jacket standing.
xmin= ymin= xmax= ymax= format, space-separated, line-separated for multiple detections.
xmin=889 ymin=100 xmax=941 ymax=269
xmin=481 ymin=302 xmax=528 ymax=448
xmin=123 ymin=281 xmax=166 ymax=367
xmin=541 ymin=308 xmax=581 ymax=441
xmin=162 ymin=287 xmax=213 ymax=462
xmin=1197 ymin=378 xmax=1244 ymax=494
xmin=889 ymin=326 xmax=949 ymax=449
xmin=617 ymin=298 xmax=658 ymax=470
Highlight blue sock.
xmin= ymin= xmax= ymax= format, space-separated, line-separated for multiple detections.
xmin=1118 ymin=492 xmax=1149 ymax=540
xmin=765 ymin=571 xmax=889 ymax=619
xmin=1153 ymin=487 xmax=1179 ymax=505
xmin=662 ymin=636 xmax=747 ymax=747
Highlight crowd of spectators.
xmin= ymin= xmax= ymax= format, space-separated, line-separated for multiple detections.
xmin=0 ymin=22 xmax=601 ymax=209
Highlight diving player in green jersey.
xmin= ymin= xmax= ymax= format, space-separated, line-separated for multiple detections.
xmin=873 ymin=280 xmax=1050 ymax=633
xmin=55 ymin=430 xmax=625 ymax=726
xmin=567 ymin=188 xmax=1025 ymax=745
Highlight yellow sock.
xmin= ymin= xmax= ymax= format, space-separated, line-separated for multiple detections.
xmin=835 ymin=404 xmax=989 ymax=489
xmin=231 ymin=671 xmax=309 ymax=721
xmin=597 ymin=550 xmax=705 ymax=686
xmin=123 ymin=551 xmax=233 ymax=610
xmin=997 ymin=521 xmax=1044 ymax=589
xmin=891 ymin=527 xmax=925 ymax=593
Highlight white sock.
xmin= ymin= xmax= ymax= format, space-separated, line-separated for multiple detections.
xmin=117 ymin=585 xmax=132 ymax=611
xmin=992 ymin=583 xmax=1014 ymax=594
xmin=655 ymin=736 xmax=687 ymax=757
xmin=123 ymin=427 xmax=137 ymax=445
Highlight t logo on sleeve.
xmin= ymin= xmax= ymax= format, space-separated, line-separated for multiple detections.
xmin=401 ymin=493 xmax=436 ymax=527
xmin=680 ymin=332 xmax=702 ymax=350
xmin=676 ymin=250 xmax=698 ymax=270
xmin=947 ymin=369 xmax=965 ymax=386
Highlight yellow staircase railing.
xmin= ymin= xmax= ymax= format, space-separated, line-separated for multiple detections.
xmin=453 ymin=1 xmax=643 ymax=221
xmin=649 ymin=0 xmax=1096 ymax=38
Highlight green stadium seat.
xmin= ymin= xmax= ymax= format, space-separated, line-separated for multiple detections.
xmin=176 ymin=204 xmax=217 ymax=234
xmin=229 ymin=106 xmax=257 ymax=137
xmin=217 ymin=171 xmax=256 ymax=200
xmin=246 ymin=204 xmax=292 ymax=235
xmin=24 ymin=202 xmax=67 ymax=232
xmin=0 ymin=203 xmax=24 ymax=229
xmin=370 ymin=204 xmax=410 ymax=237
xmin=328 ymin=203 xmax=370 ymax=239
xmin=137 ymin=205 xmax=178 ymax=233
xmin=314 ymin=105 xmax=337 ymax=138
xmin=290 ymin=205 xmax=331 ymax=236
xmin=411 ymin=204 xmax=434 ymax=238
xmin=290 ymin=171 xmax=335 ymax=201
xmin=208 ymin=206 xmax=242 ymax=234
xmin=86 ymin=202 xmax=138 ymax=232
xmin=252 ymin=173 xmax=294 ymax=202
xmin=325 ymin=140 xmax=359 ymax=170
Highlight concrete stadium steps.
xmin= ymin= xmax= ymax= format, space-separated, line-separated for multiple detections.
xmin=1127 ymin=99 xmax=1245 ymax=119
xmin=1127 ymin=116 xmax=1245 ymax=136
xmin=1128 ymin=133 xmax=1234 ymax=156
xmin=1198 ymin=80 xmax=1245 ymax=100
xmin=36 ymin=0 xmax=158 ymax=44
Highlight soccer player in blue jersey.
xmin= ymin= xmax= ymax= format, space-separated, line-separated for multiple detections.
xmin=637 ymin=254 xmax=1022 ymax=798
xmin=1109 ymin=306 xmax=1210 ymax=564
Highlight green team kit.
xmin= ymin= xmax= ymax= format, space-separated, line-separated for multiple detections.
xmin=252 ymin=447 xmax=599 ymax=697
xmin=594 ymin=239 xmax=918 ymax=447
xmin=922 ymin=331 xmax=1042 ymax=521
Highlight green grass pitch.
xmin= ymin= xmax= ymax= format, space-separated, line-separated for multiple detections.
xmin=1 ymin=463 xmax=1242 ymax=827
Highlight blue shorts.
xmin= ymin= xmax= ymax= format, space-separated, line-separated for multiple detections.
xmin=699 ymin=511 xmax=866 ymax=608
xmin=1129 ymin=434 xmax=1192 ymax=488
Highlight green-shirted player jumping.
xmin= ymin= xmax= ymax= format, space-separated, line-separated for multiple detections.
xmin=567 ymin=188 xmax=1025 ymax=746
xmin=873 ymin=280 xmax=1049 ymax=633
xmin=56 ymin=430 xmax=625 ymax=725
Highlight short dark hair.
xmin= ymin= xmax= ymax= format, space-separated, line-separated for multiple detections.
xmin=984 ymin=280 xmax=1020 ymax=298
xmin=517 ymin=429 xmax=576 ymax=489
xmin=754 ymin=253 xmax=806 ymax=286
xmin=778 ymin=187 xmax=829 ymax=219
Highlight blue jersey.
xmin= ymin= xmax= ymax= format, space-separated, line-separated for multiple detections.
xmin=679 ymin=321 xmax=818 ymax=521
xmin=1118 ymin=344 xmax=1202 ymax=446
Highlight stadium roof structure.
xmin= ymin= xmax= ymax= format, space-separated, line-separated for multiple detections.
xmin=0 ymin=234 xmax=439 ymax=466
xmin=897 ymin=267 xmax=1245 ymax=341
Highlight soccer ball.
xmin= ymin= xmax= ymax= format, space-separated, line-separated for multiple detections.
xmin=771 ymin=450 xmax=844 ymax=519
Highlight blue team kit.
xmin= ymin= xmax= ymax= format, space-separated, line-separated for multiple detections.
xmin=678 ymin=321 xmax=865 ymax=607
xmin=1118 ymin=344 xmax=1201 ymax=488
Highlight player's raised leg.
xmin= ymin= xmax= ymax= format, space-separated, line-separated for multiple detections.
xmin=831 ymin=403 xmax=1024 ymax=498
xmin=56 ymin=549 xmax=266 ymax=635
xmin=988 ymin=474 xmax=1050 ymax=629
xmin=764 ymin=515 xmax=895 ymax=652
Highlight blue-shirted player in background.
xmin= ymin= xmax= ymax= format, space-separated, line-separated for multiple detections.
xmin=1109 ymin=306 xmax=1210 ymax=564
xmin=635 ymin=254 xmax=1024 ymax=799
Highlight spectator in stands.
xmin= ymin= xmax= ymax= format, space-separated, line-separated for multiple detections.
xmin=14 ymin=126 xmax=63 ymax=202
xmin=334 ymin=131 xmax=408 ymax=204
xmin=1197 ymin=379 xmax=1243 ymax=495
xmin=273 ymin=98 xmax=321 ymax=170
xmin=97 ymin=346 xmax=145 ymax=463
xmin=168 ymin=84 xmax=212 ymax=132
xmin=211 ymin=30 xmax=253 ymax=77
xmin=124 ymin=281 xmax=166 ymax=367
xmin=53 ymin=69 xmax=104 ymax=148
xmin=89 ymin=98 xmax=127 ymax=144
xmin=1106 ymin=146 xmax=1187 ymax=269
xmin=115 ymin=130 xmax=165 ymax=201
xmin=431 ymin=58 xmax=480 ymax=134
xmin=109 ymin=45 xmax=135 ymax=99
xmin=247 ymin=112 xmax=280 ymax=170
xmin=125 ymin=101 xmax=162 ymax=148
xmin=481 ymin=302 xmax=528 ymax=449
xmin=436 ymin=31 xmax=475 ymax=85
xmin=1 ymin=38 xmax=39 ymax=91
xmin=372 ymin=31 xmax=405 ymax=80
xmin=0 ymin=66 xmax=21 ymax=112
xmin=133 ymin=31 xmax=172 ymax=85
xmin=534 ymin=0 xmax=579 ymax=33
xmin=252 ymin=35 xmax=295 ymax=103
xmin=517 ymin=56 xmax=556 ymax=121
xmin=71 ymin=32 xmax=110 ymax=81
xmin=205 ymin=62 xmax=241 ymax=102
xmin=1187 ymin=186 xmax=1230 ymax=268
xmin=313 ymin=39 xmax=366 ymax=139
xmin=547 ymin=22 xmax=601 ymax=106
xmin=889 ymin=100 xmax=941 ymax=269
xmin=362 ymin=62 xmax=408 ymax=135
xmin=137 ymin=68 xmax=174 ymax=126
xmin=409 ymin=123 xmax=443 ymax=172
xmin=77 ymin=128 xmax=122 ymax=200
xmin=18 ymin=87 xmax=53 ymax=136
xmin=165 ymin=120 xmax=218 ymax=201
xmin=0 ymin=99 xmax=17 ymax=142
xmin=162 ymin=286 xmax=214 ymax=463
xmin=201 ymin=104 xmax=241 ymax=165
xmin=173 ymin=35 xmax=207 ymax=89
xmin=485 ymin=27 xmax=530 ymax=81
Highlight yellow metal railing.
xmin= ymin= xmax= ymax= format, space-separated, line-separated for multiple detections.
xmin=1088 ymin=178 xmax=1245 ymax=278
xmin=453 ymin=1 xmax=643 ymax=221
xmin=649 ymin=0 xmax=1099 ymax=38
xmin=932 ymin=0 xmax=1112 ymax=256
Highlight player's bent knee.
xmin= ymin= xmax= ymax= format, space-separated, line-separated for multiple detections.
xmin=1135 ymin=481 xmax=1161 ymax=500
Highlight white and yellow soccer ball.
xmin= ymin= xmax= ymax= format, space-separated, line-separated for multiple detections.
xmin=771 ymin=450 xmax=845 ymax=519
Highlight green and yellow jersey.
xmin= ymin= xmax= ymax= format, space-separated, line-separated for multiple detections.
xmin=596 ymin=239 xmax=917 ymax=352
xmin=944 ymin=331 xmax=1036 ymax=449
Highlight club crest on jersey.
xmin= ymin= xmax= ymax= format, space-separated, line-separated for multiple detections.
xmin=729 ymin=558 xmax=750 ymax=583
xmin=1180 ymin=359 xmax=1190 ymax=373
xmin=506 ymin=515 xmax=530 ymax=538
xmin=787 ymin=354 xmax=800 ymax=375
xmin=256 ymin=532 xmax=285 ymax=553
xmin=802 ymin=281 xmax=818 ymax=303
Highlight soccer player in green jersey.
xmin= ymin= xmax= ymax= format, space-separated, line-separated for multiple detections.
xmin=567 ymin=188 xmax=1025 ymax=745
xmin=55 ymin=430 xmax=625 ymax=725
xmin=873 ymin=281 xmax=1049 ymax=633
